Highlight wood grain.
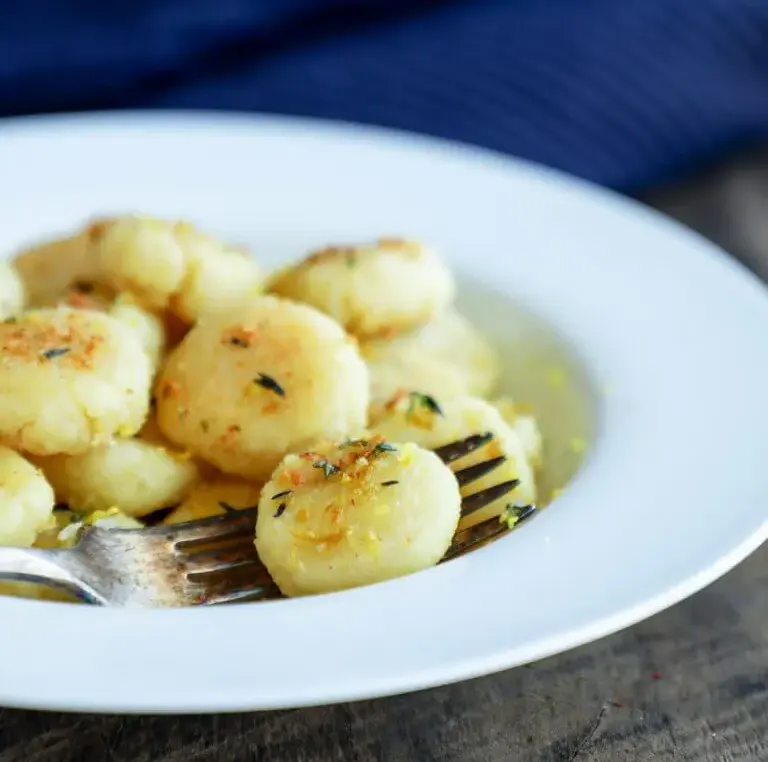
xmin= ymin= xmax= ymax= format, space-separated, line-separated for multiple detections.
xmin=1 ymin=146 xmax=767 ymax=762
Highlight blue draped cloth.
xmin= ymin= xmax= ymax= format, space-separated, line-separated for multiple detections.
xmin=2 ymin=0 xmax=767 ymax=191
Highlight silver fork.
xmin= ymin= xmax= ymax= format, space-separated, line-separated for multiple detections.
xmin=0 ymin=433 xmax=537 ymax=607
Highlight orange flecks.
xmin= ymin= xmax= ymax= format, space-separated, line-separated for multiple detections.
xmin=86 ymin=220 xmax=110 ymax=242
xmin=295 ymin=528 xmax=347 ymax=550
xmin=222 ymin=325 xmax=258 ymax=348
xmin=216 ymin=423 xmax=241 ymax=447
xmin=161 ymin=379 xmax=182 ymax=400
xmin=325 ymin=504 xmax=343 ymax=525
xmin=295 ymin=508 xmax=309 ymax=524
xmin=0 ymin=315 xmax=106 ymax=370
xmin=384 ymin=389 xmax=409 ymax=413
xmin=261 ymin=400 xmax=281 ymax=415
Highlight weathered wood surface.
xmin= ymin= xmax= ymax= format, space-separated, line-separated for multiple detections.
xmin=1 ymin=145 xmax=767 ymax=762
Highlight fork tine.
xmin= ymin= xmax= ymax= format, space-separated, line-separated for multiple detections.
xmin=178 ymin=533 xmax=257 ymax=557
xmin=201 ymin=583 xmax=281 ymax=606
xmin=454 ymin=456 xmax=506 ymax=487
xmin=443 ymin=503 xmax=540 ymax=561
xmin=460 ymin=479 xmax=520 ymax=516
xmin=433 ymin=432 xmax=494 ymax=464
xmin=156 ymin=508 xmax=258 ymax=549
xmin=183 ymin=544 xmax=265 ymax=579
xmin=443 ymin=519 xmax=508 ymax=561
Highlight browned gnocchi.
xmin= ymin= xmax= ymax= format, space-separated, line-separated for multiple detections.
xmin=0 ymin=308 xmax=152 ymax=455
xmin=155 ymin=296 xmax=370 ymax=480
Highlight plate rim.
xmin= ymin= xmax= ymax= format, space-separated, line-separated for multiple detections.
xmin=0 ymin=110 xmax=767 ymax=713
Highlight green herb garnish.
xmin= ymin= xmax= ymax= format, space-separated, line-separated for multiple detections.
xmin=254 ymin=373 xmax=285 ymax=397
xmin=272 ymin=490 xmax=292 ymax=500
xmin=273 ymin=503 xmax=287 ymax=518
xmin=500 ymin=504 xmax=537 ymax=528
xmin=407 ymin=392 xmax=443 ymax=419
xmin=381 ymin=480 xmax=399 ymax=487
xmin=373 ymin=442 xmax=397 ymax=455
xmin=314 ymin=460 xmax=340 ymax=478
xmin=41 ymin=347 xmax=71 ymax=360
xmin=230 ymin=337 xmax=249 ymax=348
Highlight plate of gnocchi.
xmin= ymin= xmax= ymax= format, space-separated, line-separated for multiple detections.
xmin=0 ymin=112 xmax=767 ymax=713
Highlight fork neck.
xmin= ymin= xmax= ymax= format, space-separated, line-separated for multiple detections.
xmin=0 ymin=546 xmax=105 ymax=604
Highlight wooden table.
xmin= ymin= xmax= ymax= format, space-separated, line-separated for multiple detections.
xmin=2 ymin=147 xmax=767 ymax=762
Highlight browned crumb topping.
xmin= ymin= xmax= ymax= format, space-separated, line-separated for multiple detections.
xmin=0 ymin=315 xmax=106 ymax=370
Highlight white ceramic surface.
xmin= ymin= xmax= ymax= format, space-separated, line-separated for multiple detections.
xmin=0 ymin=112 xmax=767 ymax=714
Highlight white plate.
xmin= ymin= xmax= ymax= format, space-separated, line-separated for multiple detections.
xmin=1 ymin=112 xmax=767 ymax=714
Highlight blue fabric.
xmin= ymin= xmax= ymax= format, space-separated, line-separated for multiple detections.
xmin=1 ymin=0 xmax=767 ymax=191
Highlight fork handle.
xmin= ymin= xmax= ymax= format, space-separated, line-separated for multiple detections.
xmin=0 ymin=546 xmax=98 ymax=602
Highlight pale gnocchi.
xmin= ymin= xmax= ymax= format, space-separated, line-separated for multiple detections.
xmin=164 ymin=477 xmax=263 ymax=524
xmin=0 ymin=216 xmax=548 ymax=603
xmin=369 ymin=393 xmax=537 ymax=530
xmin=0 ymin=446 xmax=55 ymax=546
xmin=268 ymin=238 xmax=455 ymax=339
xmin=255 ymin=438 xmax=461 ymax=597
xmin=93 ymin=216 xmax=264 ymax=320
xmin=12 ymin=228 xmax=100 ymax=307
xmin=0 ymin=262 xmax=25 ymax=321
xmin=36 ymin=438 xmax=199 ymax=517
xmin=361 ymin=309 xmax=500 ymax=402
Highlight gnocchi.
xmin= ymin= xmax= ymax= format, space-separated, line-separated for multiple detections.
xmin=51 ymin=283 xmax=166 ymax=371
xmin=164 ymin=477 xmax=263 ymax=524
xmin=36 ymin=438 xmax=199 ymax=517
xmin=255 ymin=438 xmax=461 ymax=597
xmin=0 ymin=216 xmax=548 ymax=604
xmin=493 ymin=397 xmax=543 ymax=469
xmin=93 ymin=215 xmax=264 ymax=320
xmin=0 ymin=308 xmax=153 ymax=455
xmin=12 ymin=228 xmax=100 ymax=307
xmin=156 ymin=296 xmax=370 ymax=480
xmin=268 ymin=239 xmax=455 ymax=339
xmin=361 ymin=309 xmax=500 ymax=402
xmin=0 ymin=446 xmax=55 ymax=546
xmin=0 ymin=262 xmax=25 ymax=321
xmin=370 ymin=393 xmax=537 ymax=530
